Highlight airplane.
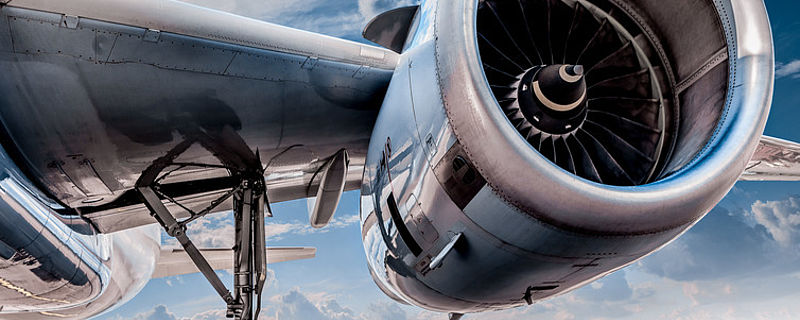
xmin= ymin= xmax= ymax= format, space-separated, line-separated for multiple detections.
xmin=0 ymin=0 xmax=794 ymax=319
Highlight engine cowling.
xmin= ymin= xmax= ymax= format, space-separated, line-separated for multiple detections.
xmin=360 ymin=0 xmax=773 ymax=314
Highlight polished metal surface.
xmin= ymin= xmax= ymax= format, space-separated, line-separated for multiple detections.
xmin=476 ymin=0 xmax=671 ymax=186
xmin=6 ymin=0 xmax=398 ymax=69
xmin=0 ymin=0 xmax=395 ymax=317
xmin=741 ymin=135 xmax=800 ymax=181
xmin=0 ymin=0 xmax=782 ymax=318
xmin=360 ymin=0 xmax=775 ymax=314
xmin=434 ymin=0 xmax=771 ymax=235
xmin=0 ymin=3 xmax=396 ymax=233
xmin=0 ymin=130 xmax=161 ymax=319
xmin=362 ymin=5 xmax=420 ymax=53
xmin=309 ymin=149 xmax=349 ymax=228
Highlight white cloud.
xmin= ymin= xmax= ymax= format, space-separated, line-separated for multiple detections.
xmin=363 ymin=302 xmax=408 ymax=320
xmin=682 ymin=282 xmax=701 ymax=306
xmin=776 ymin=60 xmax=800 ymax=79
xmin=163 ymin=212 xmax=361 ymax=247
xmin=751 ymin=197 xmax=800 ymax=247
xmin=357 ymin=0 xmax=417 ymax=21
xmin=129 ymin=305 xmax=178 ymax=320
xmin=553 ymin=310 xmax=576 ymax=320
xmin=638 ymin=205 xmax=783 ymax=281
xmin=187 ymin=309 xmax=227 ymax=320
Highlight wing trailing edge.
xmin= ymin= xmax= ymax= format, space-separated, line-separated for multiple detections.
xmin=152 ymin=247 xmax=316 ymax=279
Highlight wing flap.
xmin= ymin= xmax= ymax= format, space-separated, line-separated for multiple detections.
xmin=152 ymin=247 xmax=316 ymax=279
xmin=740 ymin=135 xmax=800 ymax=181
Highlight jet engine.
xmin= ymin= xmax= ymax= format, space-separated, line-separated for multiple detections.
xmin=360 ymin=0 xmax=772 ymax=314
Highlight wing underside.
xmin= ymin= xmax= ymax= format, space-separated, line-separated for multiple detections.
xmin=741 ymin=135 xmax=800 ymax=181
xmin=0 ymin=1 xmax=399 ymax=233
xmin=152 ymin=247 xmax=316 ymax=278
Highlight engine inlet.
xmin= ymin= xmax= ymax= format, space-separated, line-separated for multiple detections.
xmin=478 ymin=0 xmax=672 ymax=186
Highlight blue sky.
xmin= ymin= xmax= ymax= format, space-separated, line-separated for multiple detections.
xmin=95 ymin=0 xmax=800 ymax=319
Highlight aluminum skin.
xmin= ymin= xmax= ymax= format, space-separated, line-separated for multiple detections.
xmin=361 ymin=0 xmax=773 ymax=314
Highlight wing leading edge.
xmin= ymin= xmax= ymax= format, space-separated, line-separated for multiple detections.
xmin=741 ymin=135 xmax=800 ymax=181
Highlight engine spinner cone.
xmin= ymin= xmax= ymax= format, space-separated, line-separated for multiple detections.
xmin=518 ymin=64 xmax=588 ymax=135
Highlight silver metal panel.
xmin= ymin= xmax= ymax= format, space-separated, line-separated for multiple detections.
xmin=406 ymin=40 xmax=455 ymax=168
xmin=6 ymin=0 xmax=399 ymax=69
xmin=740 ymin=135 xmax=800 ymax=181
xmin=106 ymin=32 xmax=238 ymax=74
xmin=7 ymin=10 xmax=94 ymax=60
xmin=431 ymin=0 xmax=773 ymax=235
xmin=0 ymin=141 xmax=111 ymax=314
xmin=0 ymin=9 xmax=11 ymax=52
xmin=0 ymin=6 xmax=393 ymax=232
xmin=362 ymin=0 xmax=774 ymax=314
xmin=362 ymin=6 xmax=419 ymax=53
xmin=83 ymin=161 xmax=366 ymax=234
xmin=152 ymin=247 xmax=315 ymax=278
xmin=309 ymin=150 xmax=349 ymax=228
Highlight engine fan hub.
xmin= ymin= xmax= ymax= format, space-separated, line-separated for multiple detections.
xmin=518 ymin=64 xmax=588 ymax=135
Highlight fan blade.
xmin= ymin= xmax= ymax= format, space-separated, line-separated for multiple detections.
xmin=478 ymin=32 xmax=527 ymax=73
xmin=540 ymin=136 xmax=555 ymax=161
xmin=485 ymin=1 xmax=535 ymax=67
xmin=587 ymin=97 xmax=660 ymax=129
xmin=564 ymin=4 xmax=601 ymax=64
xmin=586 ymin=110 xmax=661 ymax=157
xmin=566 ymin=135 xmax=603 ymax=183
xmin=583 ymin=120 xmax=655 ymax=183
xmin=576 ymin=129 xmax=635 ymax=185
xmin=554 ymin=137 xmax=576 ymax=174
xmin=576 ymin=18 xmax=625 ymax=69
xmin=587 ymin=68 xmax=652 ymax=99
xmin=549 ymin=0 xmax=576 ymax=63
xmin=512 ymin=0 xmax=545 ymax=64
xmin=585 ymin=40 xmax=640 ymax=84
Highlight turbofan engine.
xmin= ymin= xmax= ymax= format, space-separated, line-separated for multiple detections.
xmin=360 ymin=0 xmax=772 ymax=314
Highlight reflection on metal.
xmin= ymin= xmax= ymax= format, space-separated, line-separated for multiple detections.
xmin=478 ymin=0 xmax=670 ymax=186
xmin=0 ymin=0 xmax=787 ymax=318
xmin=363 ymin=5 xmax=420 ymax=53
xmin=428 ymin=232 xmax=461 ymax=270
xmin=0 ymin=4 xmax=391 ymax=216
xmin=0 ymin=277 xmax=70 ymax=304
xmin=7 ymin=0 xmax=398 ymax=68
xmin=360 ymin=0 xmax=776 ymax=315
xmin=132 ymin=129 xmax=270 ymax=319
xmin=0 ymin=141 xmax=110 ymax=314
xmin=449 ymin=313 xmax=465 ymax=320
xmin=741 ymin=135 xmax=800 ymax=181
xmin=38 ymin=311 xmax=73 ymax=318
xmin=309 ymin=149 xmax=350 ymax=228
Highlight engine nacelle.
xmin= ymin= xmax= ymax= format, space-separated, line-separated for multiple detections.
xmin=360 ymin=0 xmax=773 ymax=314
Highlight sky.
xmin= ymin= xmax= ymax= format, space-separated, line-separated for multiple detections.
xmin=94 ymin=0 xmax=800 ymax=319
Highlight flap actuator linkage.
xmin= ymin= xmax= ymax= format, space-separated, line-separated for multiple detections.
xmin=134 ymin=130 xmax=271 ymax=320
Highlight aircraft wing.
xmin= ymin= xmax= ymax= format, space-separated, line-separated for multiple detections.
xmin=0 ymin=0 xmax=400 ymax=233
xmin=740 ymin=135 xmax=800 ymax=181
xmin=152 ymin=247 xmax=316 ymax=278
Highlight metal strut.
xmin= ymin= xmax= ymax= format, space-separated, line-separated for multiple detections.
xmin=134 ymin=131 xmax=271 ymax=320
xmin=230 ymin=176 xmax=269 ymax=319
